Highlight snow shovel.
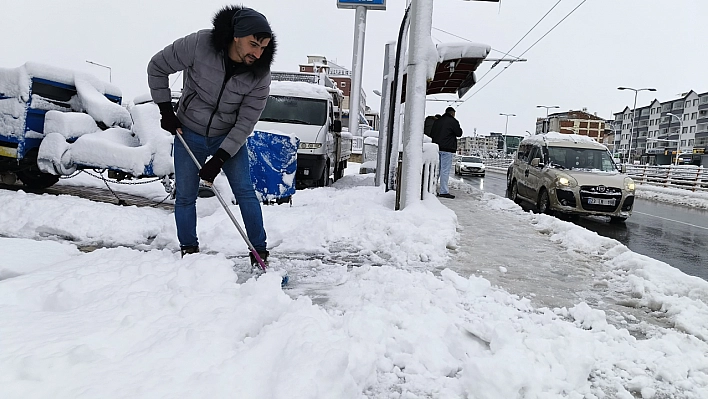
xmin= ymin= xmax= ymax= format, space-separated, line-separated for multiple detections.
xmin=175 ymin=132 xmax=288 ymax=286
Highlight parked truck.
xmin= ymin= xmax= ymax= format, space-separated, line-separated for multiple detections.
xmin=256 ymin=72 xmax=351 ymax=188
xmin=0 ymin=62 xmax=127 ymax=188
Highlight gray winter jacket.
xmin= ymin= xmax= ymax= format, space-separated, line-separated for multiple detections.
xmin=147 ymin=6 xmax=276 ymax=157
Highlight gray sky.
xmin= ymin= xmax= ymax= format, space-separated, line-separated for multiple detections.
xmin=4 ymin=0 xmax=706 ymax=137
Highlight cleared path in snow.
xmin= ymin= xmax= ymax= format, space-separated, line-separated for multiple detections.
xmin=442 ymin=184 xmax=676 ymax=337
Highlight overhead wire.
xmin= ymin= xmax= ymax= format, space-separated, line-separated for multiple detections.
xmin=457 ymin=0 xmax=588 ymax=106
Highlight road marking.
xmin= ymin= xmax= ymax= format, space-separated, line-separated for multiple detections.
xmin=633 ymin=211 xmax=708 ymax=231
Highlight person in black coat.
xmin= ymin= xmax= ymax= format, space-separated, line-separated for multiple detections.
xmin=430 ymin=107 xmax=463 ymax=198
xmin=423 ymin=114 xmax=440 ymax=138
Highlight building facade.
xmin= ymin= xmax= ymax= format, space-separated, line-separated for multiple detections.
xmin=457 ymin=135 xmax=499 ymax=156
xmin=535 ymin=109 xmax=607 ymax=140
xmin=298 ymin=55 xmax=373 ymax=130
xmin=613 ymin=90 xmax=707 ymax=165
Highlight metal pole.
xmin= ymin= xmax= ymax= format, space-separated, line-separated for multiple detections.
xmin=504 ymin=117 xmax=509 ymax=155
xmin=618 ymin=87 xmax=656 ymax=164
xmin=348 ymin=6 xmax=367 ymax=140
xmin=536 ymin=105 xmax=558 ymax=133
xmin=400 ymin=0 xmax=433 ymax=209
xmin=86 ymin=60 xmax=112 ymax=83
xmin=499 ymin=113 xmax=515 ymax=156
xmin=627 ymin=90 xmax=638 ymax=164
xmin=386 ymin=6 xmax=411 ymax=192
xmin=669 ymin=113 xmax=683 ymax=166
xmin=375 ymin=42 xmax=395 ymax=187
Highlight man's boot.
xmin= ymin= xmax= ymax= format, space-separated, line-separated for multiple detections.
xmin=249 ymin=250 xmax=269 ymax=275
xmin=180 ymin=245 xmax=200 ymax=257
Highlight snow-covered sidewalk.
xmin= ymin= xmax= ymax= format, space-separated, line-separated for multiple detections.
xmin=1 ymin=168 xmax=708 ymax=398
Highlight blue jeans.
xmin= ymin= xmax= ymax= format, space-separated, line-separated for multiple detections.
xmin=438 ymin=151 xmax=453 ymax=195
xmin=173 ymin=127 xmax=267 ymax=251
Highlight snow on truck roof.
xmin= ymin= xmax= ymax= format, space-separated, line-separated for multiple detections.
xmin=269 ymin=81 xmax=332 ymax=101
xmin=521 ymin=132 xmax=607 ymax=149
xmin=0 ymin=62 xmax=122 ymax=99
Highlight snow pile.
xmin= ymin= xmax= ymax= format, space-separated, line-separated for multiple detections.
xmin=635 ymin=184 xmax=708 ymax=209
xmin=74 ymin=77 xmax=131 ymax=129
xmin=1 ymin=167 xmax=708 ymax=397
xmin=269 ymin=81 xmax=331 ymax=100
xmin=127 ymin=102 xmax=175 ymax=177
xmin=43 ymin=110 xmax=99 ymax=139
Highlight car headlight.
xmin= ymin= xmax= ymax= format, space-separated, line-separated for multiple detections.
xmin=555 ymin=173 xmax=577 ymax=188
xmin=299 ymin=142 xmax=322 ymax=150
xmin=624 ymin=177 xmax=635 ymax=191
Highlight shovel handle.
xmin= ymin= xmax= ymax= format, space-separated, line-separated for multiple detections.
xmin=174 ymin=133 xmax=267 ymax=271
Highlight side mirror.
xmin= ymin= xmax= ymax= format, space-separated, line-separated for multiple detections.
xmin=531 ymin=158 xmax=540 ymax=167
xmin=332 ymin=120 xmax=342 ymax=133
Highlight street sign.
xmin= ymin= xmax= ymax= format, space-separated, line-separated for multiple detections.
xmin=337 ymin=0 xmax=386 ymax=10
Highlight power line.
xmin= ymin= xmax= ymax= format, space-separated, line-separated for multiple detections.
xmin=457 ymin=0 xmax=588 ymax=105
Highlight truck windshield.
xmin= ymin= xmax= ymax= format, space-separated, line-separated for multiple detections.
xmin=259 ymin=96 xmax=327 ymax=126
xmin=546 ymin=147 xmax=617 ymax=172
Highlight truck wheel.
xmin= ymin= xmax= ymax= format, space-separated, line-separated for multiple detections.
xmin=334 ymin=161 xmax=344 ymax=181
xmin=317 ymin=163 xmax=330 ymax=187
xmin=16 ymin=167 xmax=60 ymax=189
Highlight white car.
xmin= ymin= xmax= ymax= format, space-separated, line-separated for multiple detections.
xmin=454 ymin=156 xmax=485 ymax=177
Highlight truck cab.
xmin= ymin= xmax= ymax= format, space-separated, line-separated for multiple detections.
xmin=255 ymin=80 xmax=350 ymax=188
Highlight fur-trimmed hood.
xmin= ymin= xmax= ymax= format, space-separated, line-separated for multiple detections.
xmin=210 ymin=5 xmax=276 ymax=77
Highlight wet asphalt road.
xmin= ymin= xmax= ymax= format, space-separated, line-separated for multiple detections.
xmin=458 ymin=171 xmax=708 ymax=281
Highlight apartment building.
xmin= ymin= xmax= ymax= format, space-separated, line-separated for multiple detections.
xmin=613 ymin=90 xmax=707 ymax=165
xmin=457 ymin=135 xmax=499 ymax=156
xmin=535 ymin=109 xmax=607 ymax=140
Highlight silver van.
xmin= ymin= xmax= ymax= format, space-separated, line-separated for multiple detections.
xmin=506 ymin=133 xmax=635 ymax=223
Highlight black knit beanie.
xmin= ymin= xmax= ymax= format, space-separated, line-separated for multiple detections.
xmin=232 ymin=8 xmax=272 ymax=38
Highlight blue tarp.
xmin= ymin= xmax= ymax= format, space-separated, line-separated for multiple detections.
xmin=247 ymin=130 xmax=299 ymax=203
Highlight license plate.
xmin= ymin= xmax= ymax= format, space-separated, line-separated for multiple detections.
xmin=587 ymin=197 xmax=615 ymax=206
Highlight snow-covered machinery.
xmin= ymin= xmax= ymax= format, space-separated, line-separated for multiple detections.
xmin=0 ymin=62 xmax=298 ymax=205
xmin=0 ymin=62 xmax=172 ymax=188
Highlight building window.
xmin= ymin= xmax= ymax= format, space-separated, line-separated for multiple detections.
xmin=683 ymin=114 xmax=689 ymax=120
xmin=692 ymin=112 xmax=697 ymax=120
xmin=694 ymin=99 xmax=699 ymax=106
xmin=690 ymin=126 xmax=696 ymax=133
xmin=683 ymin=127 xmax=688 ymax=134
xmin=685 ymin=101 xmax=691 ymax=108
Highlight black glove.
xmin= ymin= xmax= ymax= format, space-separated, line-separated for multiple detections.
xmin=157 ymin=102 xmax=181 ymax=135
xmin=199 ymin=149 xmax=231 ymax=183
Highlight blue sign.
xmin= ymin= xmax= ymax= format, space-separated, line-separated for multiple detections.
xmin=337 ymin=0 xmax=386 ymax=10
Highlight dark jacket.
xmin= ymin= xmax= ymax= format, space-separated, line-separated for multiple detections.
xmin=431 ymin=113 xmax=463 ymax=153
xmin=147 ymin=6 xmax=277 ymax=156
xmin=423 ymin=115 xmax=437 ymax=138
